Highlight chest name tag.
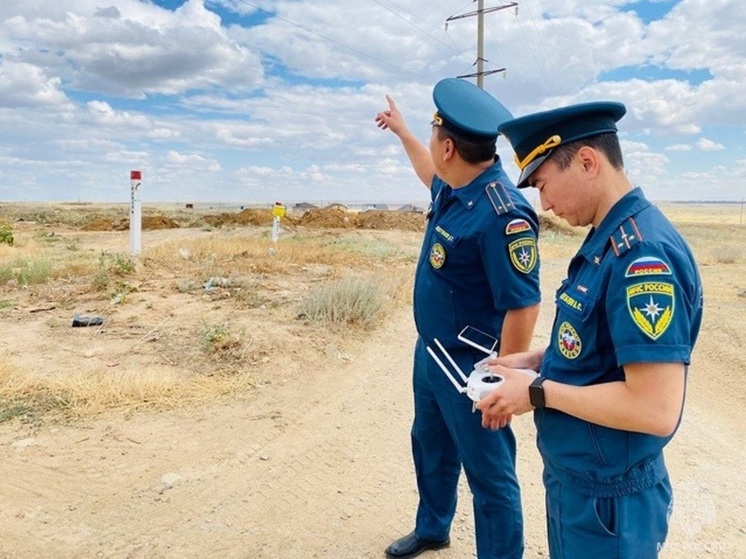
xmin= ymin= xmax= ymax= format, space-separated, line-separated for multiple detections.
xmin=559 ymin=292 xmax=583 ymax=313
xmin=435 ymin=225 xmax=454 ymax=242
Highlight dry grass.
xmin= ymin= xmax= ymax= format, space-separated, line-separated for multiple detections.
xmin=0 ymin=352 xmax=256 ymax=423
xmin=0 ymin=212 xmax=420 ymax=424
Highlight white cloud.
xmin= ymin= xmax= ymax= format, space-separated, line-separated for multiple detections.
xmin=666 ymin=144 xmax=693 ymax=152
xmin=696 ymin=138 xmax=725 ymax=151
xmin=0 ymin=61 xmax=69 ymax=108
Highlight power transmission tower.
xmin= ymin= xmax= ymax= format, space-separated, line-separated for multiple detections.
xmin=446 ymin=1 xmax=518 ymax=88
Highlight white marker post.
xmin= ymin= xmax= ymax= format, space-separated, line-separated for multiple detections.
xmin=129 ymin=170 xmax=142 ymax=255
xmin=270 ymin=201 xmax=286 ymax=255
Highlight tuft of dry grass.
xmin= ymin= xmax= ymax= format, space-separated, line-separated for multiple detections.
xmin=0 ymin=352 xmax=256 ymax=423
xmin=299 ymin=275 xmax=388 ymax=329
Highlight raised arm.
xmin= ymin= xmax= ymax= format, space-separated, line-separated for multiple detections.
xmin=375 ymin=95 xmax=435 ymax=188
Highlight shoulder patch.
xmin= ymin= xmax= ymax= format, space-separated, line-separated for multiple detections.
xmin=508 ymin=237 xmax=538 ymax=274
xmin=625 ymin=256 xmax=671 ymax=277
xmin=626 ymin=281 xmax=675 ymax=340
xmin=505 ymin=218 xmax=532 ymax=235
xmin=610 ymin=218 xmax=643 ymax=257
xmin=485 ymin=182 xmax=515 ymax=216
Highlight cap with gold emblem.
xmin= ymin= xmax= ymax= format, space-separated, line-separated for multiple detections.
xmin=431 ymin=78 xmax=513 ymax=143
xmin=498 ymin=101 xmax=627 ymax=188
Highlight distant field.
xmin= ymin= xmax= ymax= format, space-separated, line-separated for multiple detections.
xmin=657 ymin=201 xmax=746 ymax=226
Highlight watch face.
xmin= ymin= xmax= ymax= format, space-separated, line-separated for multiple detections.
xmin=530 ymin=378 xmax=546 ymax=409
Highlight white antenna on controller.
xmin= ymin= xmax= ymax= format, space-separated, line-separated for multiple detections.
xmin=426 ymin=343 xmax=468 ymax=394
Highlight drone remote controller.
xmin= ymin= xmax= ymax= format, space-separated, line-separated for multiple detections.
xmin=426 ymin=340 xmax=504 ymax=404
xmin=426 ymin=336 xmax=538 ymax=408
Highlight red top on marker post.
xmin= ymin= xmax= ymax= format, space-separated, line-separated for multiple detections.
xmin=130 ymin=170 xmax=142 ymax=181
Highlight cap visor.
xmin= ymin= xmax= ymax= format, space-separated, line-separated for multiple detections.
xmin=516 ymin=153 xmax=551 ymax=189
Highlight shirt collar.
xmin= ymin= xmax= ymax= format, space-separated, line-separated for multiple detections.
xmin=579 ymin=187 xmax=651 ymax=261
xmin=451 ymin=159 xmax=505 ymax=211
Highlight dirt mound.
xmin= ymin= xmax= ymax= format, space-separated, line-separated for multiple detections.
xmin=298 ymin=207 xmax=355 ymax=228
xmin=142 ymin=215 xmax=180 ymax=230
xmin=82 ymin=215 xmax=180 ymax=231
xmin=202 ymin=213 xmax=235 ymax=227
xmin=234 ymin=208 xmax=274 ymax=226
xmin=81 ymin=217 xmax=123 ymax=231
xmin=354 ymin=210 xmax=425 ymax=231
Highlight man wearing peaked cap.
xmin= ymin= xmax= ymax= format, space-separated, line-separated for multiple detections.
xmin=375 ymin=79 xmax=542 ymax=559
xmin=498 ymin=101 xmax=626 ymax=189
xmin=477 ymin=101 xmax=704 ymax=559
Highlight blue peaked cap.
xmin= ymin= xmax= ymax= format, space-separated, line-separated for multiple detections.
xmin=432 ymin=78 xmax=513 ymax=143
xmin=498 ymin=101 xmax=627 ymax=188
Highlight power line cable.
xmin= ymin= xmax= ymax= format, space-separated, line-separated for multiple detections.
xmin=519 ymin=0 xmax=557 ymax=83
xmin=505 ymin=2 xmax=553 ymax=91
xmin=227 ymin=0 xmax=417 ymax=76
xmin=370 ymin=0 xmax=478 ymax=77
xmin=371 ymin=0 xmax=464 ymax=56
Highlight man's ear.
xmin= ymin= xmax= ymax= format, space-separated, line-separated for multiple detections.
xmin=442 ymin=138 xmax=455 ymax=161
xmin=578 ymin=146 xmax=599 ymax=175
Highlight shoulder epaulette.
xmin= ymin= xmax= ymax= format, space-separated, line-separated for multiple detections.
xmin=609 ymin=217 xmax=643 ymax=257
xmin=485 ymin=182 xmax=515 ymax=216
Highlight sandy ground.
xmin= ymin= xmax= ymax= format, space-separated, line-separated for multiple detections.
xmin=0 ymin=215 xmax=744 ymax=559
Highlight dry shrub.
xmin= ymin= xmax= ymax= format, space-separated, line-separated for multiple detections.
xmin=299 ymin=275 xmax=387 ymax=329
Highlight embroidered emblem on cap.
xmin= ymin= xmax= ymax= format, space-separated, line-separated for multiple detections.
xmin=626 ymin=281 xmax=675 ymax=340
xmin=625 ymin=256 xmax=672 ymax=277
xmin=429 ymin=243 xmax=446 ymax=269
xmin=505 ymin=218 xmax=532 ymax=236
xmin=557 ymin=321 xmax=582 ymax=359
xmin=508 ymin=237 xmax=537 ymax=274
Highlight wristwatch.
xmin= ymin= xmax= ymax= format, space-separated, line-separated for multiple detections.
xmin=529 ymin=376 xmax=548 ymax=409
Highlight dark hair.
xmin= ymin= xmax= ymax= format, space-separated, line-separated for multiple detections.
xmin=436 ymin=126 xmax=496 ymax=164
xmin=548 ymin=132 xmax=624 ymax=170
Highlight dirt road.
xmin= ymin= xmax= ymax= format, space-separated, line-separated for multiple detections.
xmin=1 ymin=300 xmax=744 ymax=558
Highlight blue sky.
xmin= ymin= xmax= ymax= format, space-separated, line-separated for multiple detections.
xmin=0 ymin=0 xmax=744 ymax=205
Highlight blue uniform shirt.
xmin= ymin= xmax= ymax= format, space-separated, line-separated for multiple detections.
xmin=413 ymin=159 xmax=541 ymax=351
xmin=537 ymin=188 xmax=703 ymax=497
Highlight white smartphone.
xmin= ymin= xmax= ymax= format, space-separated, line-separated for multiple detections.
xmin=457 ymin=325 xmax=499 ymax=355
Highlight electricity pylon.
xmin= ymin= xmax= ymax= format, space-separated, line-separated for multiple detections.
xmin=446 ymin=1 xmax=518 ymax=88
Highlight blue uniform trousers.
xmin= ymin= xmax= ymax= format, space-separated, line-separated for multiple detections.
xmin=411 ymin=338 xmax=523 ymax=559
xmin=544 ymin=469 xmax=673 ymax=559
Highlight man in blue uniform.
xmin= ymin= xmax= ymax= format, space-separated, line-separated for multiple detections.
xmin=375 ymin=78 xmax=541 ymax=559
xmin=476 ymin=102 xmax=704 ymax=559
